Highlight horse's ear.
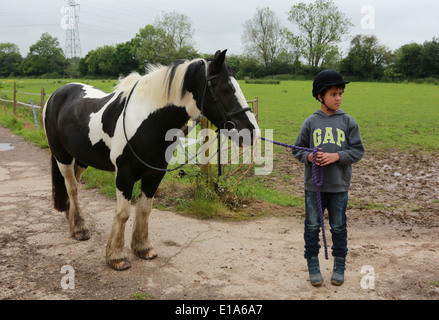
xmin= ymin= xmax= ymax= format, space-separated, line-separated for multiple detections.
xmin=210 ymin=49 xmax=227 ymax=75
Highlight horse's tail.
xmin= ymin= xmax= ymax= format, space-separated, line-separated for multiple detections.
xmin=51 ymin=155 xmax=69 ymax=212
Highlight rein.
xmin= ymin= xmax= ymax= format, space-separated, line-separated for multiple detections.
xmin=260 ymin=137 xmax=329 ymax=260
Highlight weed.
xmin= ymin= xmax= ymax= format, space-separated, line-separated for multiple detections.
xmin=430 ymin=280 xmax=439 ymax=287
xmin=131 ymin=291 xmax=154 ymax=300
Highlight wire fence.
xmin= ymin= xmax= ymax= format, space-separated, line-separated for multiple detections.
xmin=0 ymin=82 xmax=51 ymax=114
xmin=0 ymin=82 xmax=258 ymax=129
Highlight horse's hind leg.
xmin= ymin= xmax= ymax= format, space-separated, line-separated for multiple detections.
xmin=57 ymin=161 xmax=90 ymax=241
xmin=74 ymin=160 xmax=88 ymax=182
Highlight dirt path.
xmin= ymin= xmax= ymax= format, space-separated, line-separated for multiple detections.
xmin=1 ymin=125 xmax=439 ymax=300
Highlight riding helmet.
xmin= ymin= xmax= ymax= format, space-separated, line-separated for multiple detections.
xmin=312 ymin=70 xmax=350 ymax=101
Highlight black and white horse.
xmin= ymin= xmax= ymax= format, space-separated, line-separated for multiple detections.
xmin=43 ymin=50 xmax=259 ymax=270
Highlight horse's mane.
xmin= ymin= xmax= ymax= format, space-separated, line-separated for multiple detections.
xmin=114 ymin=58 xmax=205 ymax=107
xmin=114 ymin=72 xmax=142 ymax=100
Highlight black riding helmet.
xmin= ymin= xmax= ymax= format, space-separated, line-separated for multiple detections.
xmin=312 ymin=70 xmax=350 ymax=102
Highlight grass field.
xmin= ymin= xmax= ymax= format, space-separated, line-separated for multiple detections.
xmin=240 ymin=80 xmax=439 ymax=152
xmin=1 ymin=78 xmax=438 ymax=219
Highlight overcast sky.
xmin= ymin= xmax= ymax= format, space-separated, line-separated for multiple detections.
xmin=1 ymin=0 xmax=438 ymax=58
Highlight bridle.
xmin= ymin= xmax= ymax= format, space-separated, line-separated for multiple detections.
xmin=200 ymin=60 xmax=252 ymax=131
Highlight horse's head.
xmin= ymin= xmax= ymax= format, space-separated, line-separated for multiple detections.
xmin=196 ymin=50 xmax=260 ymax=146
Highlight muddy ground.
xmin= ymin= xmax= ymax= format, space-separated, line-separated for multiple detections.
xmin=1 ymin=125 xmax=438 ymax=300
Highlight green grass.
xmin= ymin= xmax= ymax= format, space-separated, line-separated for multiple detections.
xmin=1 ymin=78 xmax=438 ymax=220
xmin=81 ymin=168 xmax=143 ymax=203
xmin=131 ymin=291 xmax=154 ymax=300
xmin=0 ymin=78 xmax=117 ymax=106
xmin=0 ymin=104 xmax=48 ymax=149
xmin=253 ymin=185 xmax=303 ymax=207
xmin=240 ymin=80 xmax=439 ymax=153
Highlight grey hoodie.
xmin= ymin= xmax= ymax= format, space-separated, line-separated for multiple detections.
xmin=292 ymin=109 xmax=365 ymax=193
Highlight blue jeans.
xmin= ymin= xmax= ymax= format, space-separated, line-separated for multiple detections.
xmin=304 ymin=191 xmax=348 ymax=259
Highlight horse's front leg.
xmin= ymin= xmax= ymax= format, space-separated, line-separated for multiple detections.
xmin=131 ymin=175 xmax=164 ymax=261
xmin=131 ymin=193 xmax=157 ymax=260
xmin=106 ymin=188 xmax=132 ymax=271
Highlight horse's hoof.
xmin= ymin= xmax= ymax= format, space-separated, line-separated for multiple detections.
xmin=136 ymin=249 xmax=158 ymax=260
xmin=73 ymin=229 xmax=90 ymax=241
xmin=108 ymin=259 xmax=131 ymax=271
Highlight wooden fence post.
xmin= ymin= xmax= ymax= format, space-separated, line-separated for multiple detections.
xmin=200 ymin=117 xmax=215 ymax=182
xmin=40 ymin=87 xmax=45 ymax=125
xmin=254 ymin=97 xmax=259 ymax=122
xmin=13 ymin=82 xmax=16 ymax=114
xmin=217 ymin=130 xmax=222 ymax=177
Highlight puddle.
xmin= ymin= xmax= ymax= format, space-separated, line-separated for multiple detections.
xmin=0 ymin=143 xmax=14 ymax=151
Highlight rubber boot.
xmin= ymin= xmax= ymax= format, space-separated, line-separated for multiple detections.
xmin=331 ymin=256 xmax=346 ymax=286
xmin=307 ymin=257 xmax=323 ymax=287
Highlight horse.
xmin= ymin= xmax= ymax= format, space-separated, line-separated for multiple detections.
xmin=43 ymin=50 xmax=260 ymax=270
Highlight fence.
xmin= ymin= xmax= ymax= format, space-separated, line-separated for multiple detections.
xmin=0 ymin=81 xmax=258 ymax=128
xmin=247 ymin=97 xmax=258 ymax=122
xmin=0 ymin=82 xmax=49 ymax=114
xmin=0 ymin=81 xmax=258 ymax=180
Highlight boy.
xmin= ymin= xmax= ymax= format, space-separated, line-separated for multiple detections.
xmin=292 ymin=70 xmax=365 ymax=286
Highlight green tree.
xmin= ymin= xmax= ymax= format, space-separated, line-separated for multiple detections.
xmin=114 ymin=41 xmax=139 ymax=76
xmin=238 ymin=56 xmax=265 ymax=79
xmin=320 ymin=45 xmax=342 ymax=70
xmin=23 ymin=33 xmax=65 ymax=76
xmin=393 ymin=42 xmax=423 ymax=79
xmin=0 ymin=43 xmax=23 ymax=76
xmin=78 ymin=54 xmax=89 ymax=76
xmin=84 ymin=45 xmax=117 ymax=77
xmin=133 ymin=25 xmax=176 ymax=69
xmin=287 ymin=0 xmax=352 ymax=68
xmin=340 ymin=35 xmax=392 ymax=80
xmin=420 ymin=37 xmax=439 ymax=78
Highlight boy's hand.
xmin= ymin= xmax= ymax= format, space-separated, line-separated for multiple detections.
xmin=308 ymin=151 xmax=340 ymax=166
xmin=318 ymin=152 xmax=340 ymax=166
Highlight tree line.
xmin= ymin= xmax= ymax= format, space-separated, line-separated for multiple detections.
xmin=1 ymin=1 xmax=438 ymax=82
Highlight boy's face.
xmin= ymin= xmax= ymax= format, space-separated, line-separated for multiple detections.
xmin=319 ymin=87 xmax=344 ymax=113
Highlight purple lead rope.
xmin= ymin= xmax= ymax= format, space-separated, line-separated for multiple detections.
xmin=260 ymin=137 xmax=329 ymax=260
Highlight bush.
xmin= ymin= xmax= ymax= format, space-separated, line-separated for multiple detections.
xmin=41 ymin=72 xmax=64 ymax=79
xmin=413 ymin=78 xmax=439 ymax=85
